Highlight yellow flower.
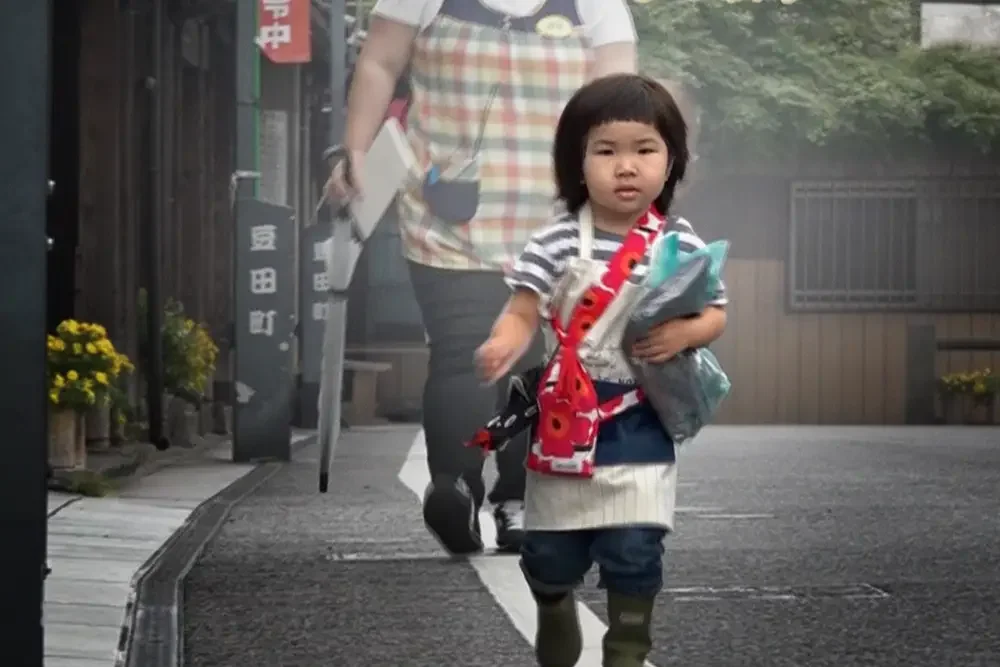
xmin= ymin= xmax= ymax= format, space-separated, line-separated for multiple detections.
xmin=66 ymin=370 xmax=79 ymax=381
xmin=84 ymin=389 xmax=96 ymax=404
xmin=92 ymin=324 xmax=107 ymax=337
xmin=85 ymin=342 xmax=97 ymax=354
xmin=53 ymin=374 xmax=65 ymax=388
xmin=83 ymin=378 xmax=93 ymax=390
xmin=48 ymin=337 xmax=65 ymax=352
xmin=49 ymin=390 xmax=60 ymax=404
xmin=72 ymin=343 xmax=83 ymax=355
xmin=94 ymin=372 xmax=109 ymax=385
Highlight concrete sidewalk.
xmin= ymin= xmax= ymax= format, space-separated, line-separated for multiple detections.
xmin=43 ymin=431 xmax=313 ymax=667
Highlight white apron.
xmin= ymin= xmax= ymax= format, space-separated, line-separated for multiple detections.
xmin=524 ymin=206 xmax=679 ymax=531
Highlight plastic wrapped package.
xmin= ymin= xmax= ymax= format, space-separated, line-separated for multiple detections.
xmin=622 ymin=233 xmax=732 ymax=445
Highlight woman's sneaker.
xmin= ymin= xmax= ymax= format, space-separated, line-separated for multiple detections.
xmin=423 ymin=475 xmax=483 ymax=555
xmin=493 ymin=501 xmax=525 ymax=553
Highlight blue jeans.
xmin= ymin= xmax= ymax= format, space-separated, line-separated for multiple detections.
xmin=520 ymin=527 xmax=667 ymax=599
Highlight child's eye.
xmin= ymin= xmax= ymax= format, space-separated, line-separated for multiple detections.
xmin=595 ymin=148 xmax=614 ymax=156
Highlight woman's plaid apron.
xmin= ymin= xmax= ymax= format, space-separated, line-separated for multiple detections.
xmin=399 ymin=0 xmax=591 ymax=271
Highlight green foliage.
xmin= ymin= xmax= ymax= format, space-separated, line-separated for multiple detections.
xmin=137 ymin=290 xmax=219 ymax=402
xmin=634 ymin=0 xmax=1000 ymax=156
xmin=62 ymin=470 xmax=115 ymax=497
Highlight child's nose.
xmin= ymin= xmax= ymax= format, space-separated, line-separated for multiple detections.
xmin=615 ymin=158 xmax=638 ymax=175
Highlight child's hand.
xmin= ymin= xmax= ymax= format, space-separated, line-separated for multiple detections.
xmin=631 ymin=318 xmax=693 ymax=364
xmin=476 ymin=315 xmax=532 ymax=384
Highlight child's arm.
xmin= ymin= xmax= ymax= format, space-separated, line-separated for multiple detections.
xmin=476 ymin=289 xmax=540 ymax=383
xmin=632 ymin=306 xmax=726 ymax=364
xmin=497 ymin=288 xmax=542 ymax=338
xmin=680 ymin=305 xmax=727 ymax=348
xmin=632 ymin=217 xmax=730 ymax=363
xmin=632 ymin=306 xmax=727 ymax=364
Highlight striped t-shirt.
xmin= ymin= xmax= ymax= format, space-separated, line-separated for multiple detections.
xmin=505 ymin=212 xmax=729 ymax=307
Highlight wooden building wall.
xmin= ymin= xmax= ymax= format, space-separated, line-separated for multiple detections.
xmin=681 ymin=155 xmax=1000 ymax=425
xmin=709 ymin=259 xmax=1000 ymax=424
xmin=74 ymin=0 xmax=235 ymax=398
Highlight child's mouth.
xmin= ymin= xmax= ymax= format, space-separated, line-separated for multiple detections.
xmin=614 ymin=187 xmax=640 ymax=200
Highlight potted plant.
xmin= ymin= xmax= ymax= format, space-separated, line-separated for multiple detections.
xmin=938 ymin=368 xmax=998 ymax=425
xmin=162 ymin=300 xmax=219 ymax=405
xmin=139 ymin=293 xmax=219 ymax=446
xmin=47 ymin=320 xmax=135 ymax=468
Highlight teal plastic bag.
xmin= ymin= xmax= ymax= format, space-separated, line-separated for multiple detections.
xmin=623 ymin=232 xmax=733 ymax=445
xmin=648 ymin=231 xmax=729 ymax=293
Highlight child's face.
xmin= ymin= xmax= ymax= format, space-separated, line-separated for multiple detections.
xmin=582 ymin=120 xmax=669 ymax=223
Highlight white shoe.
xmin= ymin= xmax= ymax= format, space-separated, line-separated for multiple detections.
xmin=493 ymin=501 xmax=525 ymax=553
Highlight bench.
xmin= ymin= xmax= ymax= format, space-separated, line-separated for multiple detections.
xmin=344 ymin=359 xmax=393 ymax=424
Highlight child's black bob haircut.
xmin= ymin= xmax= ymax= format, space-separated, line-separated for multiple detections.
xmin=553 ymin=73 xmax=689 ymax=217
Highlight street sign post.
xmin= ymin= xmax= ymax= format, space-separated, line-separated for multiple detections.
xmin=232 ymin=198 xmax=296 ymax=462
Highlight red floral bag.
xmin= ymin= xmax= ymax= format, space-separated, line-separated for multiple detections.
xmin=527 ymin=210 xmax=664 ymax=477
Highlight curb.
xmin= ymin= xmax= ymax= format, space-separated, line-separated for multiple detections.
xmin=115 ymin=434 xmax=317 ymax=667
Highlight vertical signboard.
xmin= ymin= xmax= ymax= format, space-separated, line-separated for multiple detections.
xmin=233 ymin=198 xmax=296 ymax=462
xmin=256 ymin=0 xmax=312 ymax=64
xmin=296 ymin=221 xmax=331 ymax=427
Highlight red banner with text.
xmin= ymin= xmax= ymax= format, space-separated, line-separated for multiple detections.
xmin=257 ymin=0 xmax=311 ymax=64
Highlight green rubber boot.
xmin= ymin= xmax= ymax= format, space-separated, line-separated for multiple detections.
xmin=602 ymin=592 xmax=655 ymax=667
xmin=534 ymin=592 xmax=583 ymax=667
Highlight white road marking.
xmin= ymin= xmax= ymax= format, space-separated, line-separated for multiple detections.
xmin=397 ymin=432 xmax=658 ymax=667
xmin=675 ymin=506 xmax=726 ymax=513
xmin=693 ymin=513 xmax=775 ymax=520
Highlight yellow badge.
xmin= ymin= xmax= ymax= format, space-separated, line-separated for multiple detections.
xmin=632 ymin=0 xmax=653 ymax=5
xmin=535 ymin=14 xmax=574 ymax=39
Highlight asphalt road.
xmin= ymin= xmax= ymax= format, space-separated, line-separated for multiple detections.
xmin=184 ymin=425 xmax=1000 ymax=667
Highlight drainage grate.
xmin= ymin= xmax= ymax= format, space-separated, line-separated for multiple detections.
xmin=664 ymin=583 xmax=890 ymax=602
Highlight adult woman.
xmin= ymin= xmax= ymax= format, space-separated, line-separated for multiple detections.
xmin=328 ymin=0 xmax=639 ymax=555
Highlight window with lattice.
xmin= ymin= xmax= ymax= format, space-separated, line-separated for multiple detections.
xmin=788 ymin=180 xmax=1000 ymax=312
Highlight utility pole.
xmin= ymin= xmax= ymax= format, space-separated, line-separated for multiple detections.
xmin=0 ymin=0 xmax=51 ymax=665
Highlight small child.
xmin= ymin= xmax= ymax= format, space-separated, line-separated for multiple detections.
xmin=475 ymin=74 xmax=728 ymax=667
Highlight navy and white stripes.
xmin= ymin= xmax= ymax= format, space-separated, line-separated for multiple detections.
xmin=505 ymin=213 xmax=729 ymax=306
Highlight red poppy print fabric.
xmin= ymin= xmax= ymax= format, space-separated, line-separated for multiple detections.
xmin=527 ymin=208 xmax=665 ymax=478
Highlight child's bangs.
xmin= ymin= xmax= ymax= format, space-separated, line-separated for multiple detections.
xmin=578 ymin=78 xmax=661 ymax=135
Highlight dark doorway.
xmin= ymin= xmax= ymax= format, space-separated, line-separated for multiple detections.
xmin=47 ymin=0 xmax=81 ymax=331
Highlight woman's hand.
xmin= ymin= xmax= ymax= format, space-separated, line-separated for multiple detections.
xmin=325 ymin=149 xmax=366 ymax=203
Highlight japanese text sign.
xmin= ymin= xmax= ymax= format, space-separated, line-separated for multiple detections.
xmin=256 ymin=0 xmax=311 ymax=64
